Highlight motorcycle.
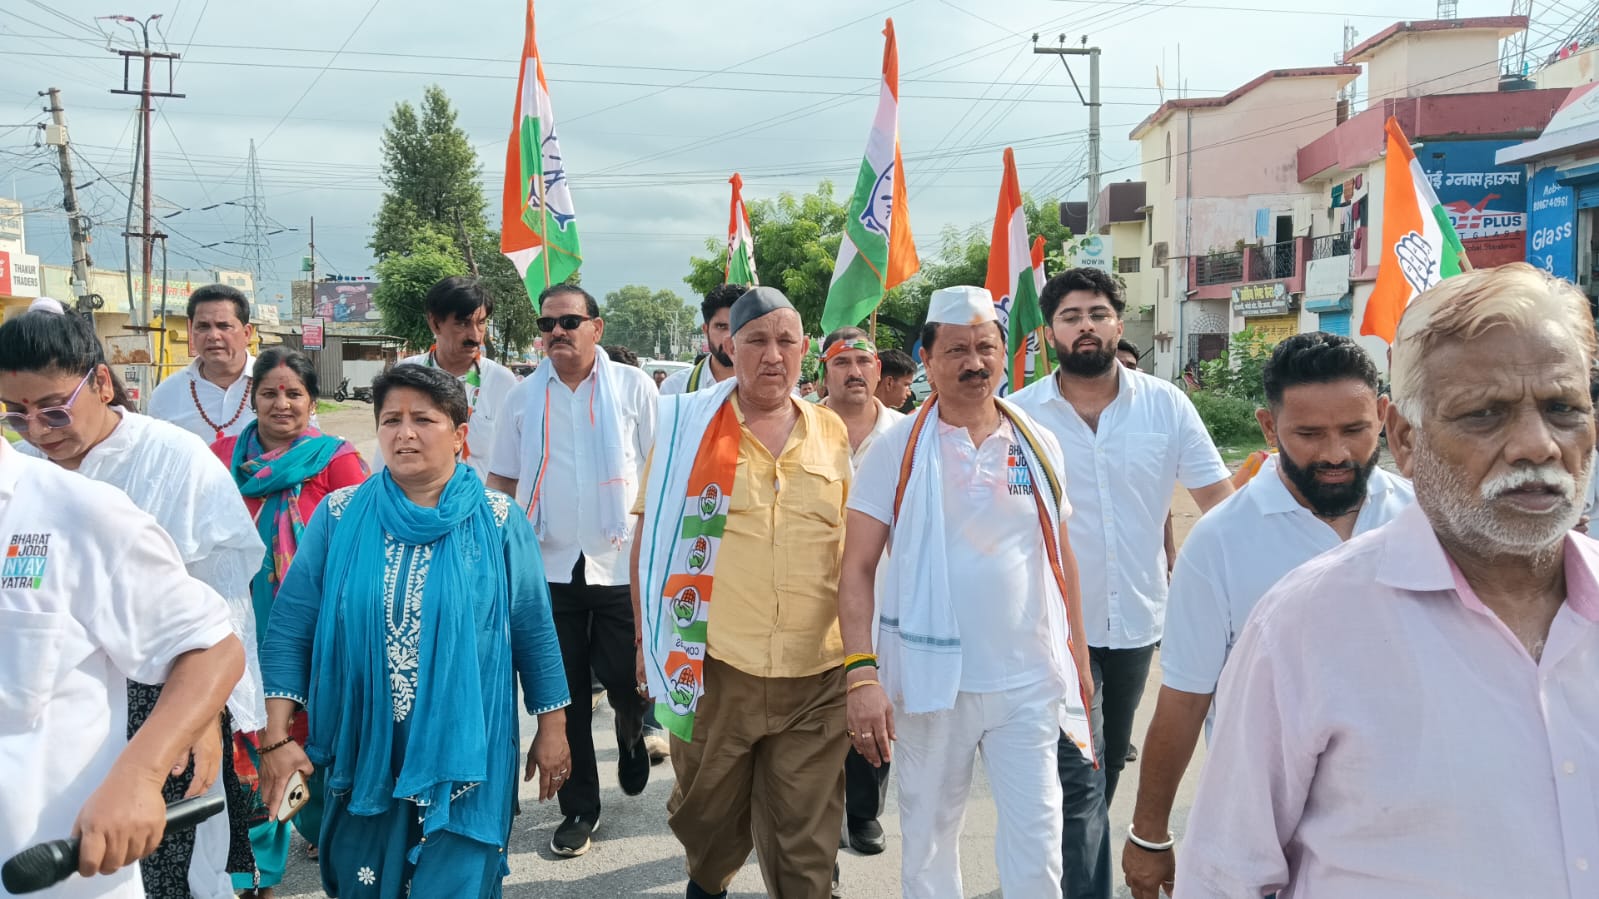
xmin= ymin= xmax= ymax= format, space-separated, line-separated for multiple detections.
xmin=334 ymin=377 xmax=350 ymax=402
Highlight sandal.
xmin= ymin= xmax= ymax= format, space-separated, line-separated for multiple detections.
xmin=306 ymin=844 xmax=319 ymax=861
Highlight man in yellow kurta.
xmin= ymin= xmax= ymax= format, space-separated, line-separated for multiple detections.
xmin=631 ymin=286 xmax=853 ymax=899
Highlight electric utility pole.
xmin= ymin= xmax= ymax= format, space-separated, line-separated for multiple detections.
xmin=1034 ymin=34 xmax=1102 ymax=231
xmin=108 ymin=14 xmax=182 ymax=327
xmin=41 ymin=88 xmax=99 ymax=323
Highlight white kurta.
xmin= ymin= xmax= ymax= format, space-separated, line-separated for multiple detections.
xmin=21 ymin=411 xmax=265 ymax=899
xmin=0 ymin=439 xmax=235 ymax=899
xmin=148 ymin=357 xmax=257 ymax=443
xmin=20 ymin=410 xmax=266 ymax=729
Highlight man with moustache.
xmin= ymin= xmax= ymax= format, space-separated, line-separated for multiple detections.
xmin=817 ymin=326 xmax=904 ymax=856
xmin=660 ymin=283 xmax=746 ymax=395
xmin=1179 ymin=263 xmax=1599 ymax=898
xmin=150 ymin=284 xmax=259 ymax=442
xmin=488 ymin=284 xmax=659 ymax=858
xmin=633 ymin=287 xmax=853 ymax=899
xmin=390 ymin=276 xmax=520 ymax=480
xmin=840 ymin=286 xmax=1095 ymax=898
xmin=1121 ymin=332 xmax=1414 ymax=899
xmin=1011 ymin=267 xmax=1234 ymax=899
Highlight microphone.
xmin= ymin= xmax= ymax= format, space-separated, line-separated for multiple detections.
xmin=2 ymin=794 xmax=226 ymax=894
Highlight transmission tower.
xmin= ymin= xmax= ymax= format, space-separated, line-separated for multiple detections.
xmin=1504 ymin=1 xmax=1534 ymax=76
xmin=243 ymin=139 xmax=270 ymax=287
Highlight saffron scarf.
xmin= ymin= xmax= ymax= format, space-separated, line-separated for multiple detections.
xmin=884 ymin=395 xmax=1097 ymax=764
xmin=638 ymin=377 xmax=742 ymax=740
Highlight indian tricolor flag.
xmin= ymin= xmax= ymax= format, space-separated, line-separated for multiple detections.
xmin=987 ymin=148 xmax=1049 ymax=392
xmin=500 ymin=0 xmax=582 ymax=307
xmin=821 ymin=18 xmax=919 ymax=334
xmin=725 ymin=173 xmax=759 ymax=285
xmin=1361 ymin=116 xmax=1469 ymax=343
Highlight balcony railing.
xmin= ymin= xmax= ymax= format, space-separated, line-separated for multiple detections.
xmin=1309 ymin=231 xmax=1354 ymax=260
xmin=1248 ymin=240 xmax=1297 ymax=281
xmin=1195 ymin=250 xmax=1244 ymax=286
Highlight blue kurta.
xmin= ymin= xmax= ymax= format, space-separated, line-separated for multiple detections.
xmin=261 ymin=476 xmax=570 ymax=898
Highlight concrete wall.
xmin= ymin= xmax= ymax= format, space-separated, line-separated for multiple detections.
xmin=1365 ymin=31 xmax=1503 ymax=102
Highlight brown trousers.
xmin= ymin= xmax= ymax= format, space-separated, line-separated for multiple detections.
xmin=667 ymin=656 xmax=849 ymax=898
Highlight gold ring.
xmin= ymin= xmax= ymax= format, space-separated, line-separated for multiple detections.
xmin=847 ymin=729 xmax=856 ymax=737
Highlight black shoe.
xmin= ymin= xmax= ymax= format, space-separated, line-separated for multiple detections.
xmin=685 ymin=880 xmax=727 ymax=899
xmin=1126 ymin=743 xmax=1139 ymax=763
xmin=847 ymin=815 xmax=886 ymax=855
xmin=550 ymin=813 xmax=599 ymax=857
xmin=618 ymin=736 xmax=650 ymax=796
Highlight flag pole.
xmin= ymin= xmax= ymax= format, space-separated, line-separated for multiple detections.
xmin=869 ymin=308 xmax=878 ymax=343
xmin=535 ymin=163 xmax=551 ymax=289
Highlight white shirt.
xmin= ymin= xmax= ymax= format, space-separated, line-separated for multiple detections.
xmin=1179 ymin=502 xmax=1599 ymax=898
xmin=1011 ymin=366 xmax=1230 ymax=648
xmin=829 ymin=398 xmax=905 ymax=467
xmin=20 ymin=410 xmax=268 ymax=730
xmin=148 ymin=356 xmax=257 ymax=444
xmin=384 ymin=353 xmax=520 ymax=481
xmin=490 ymin=361 xmax=657 ymax=586
xmin=851 ymin=416 xmax=1065 ymax=693
xmin=1160 ymin=456 xmax=1413 ymax=733
xmin=0 ymin=440 xmax=235 ymax=899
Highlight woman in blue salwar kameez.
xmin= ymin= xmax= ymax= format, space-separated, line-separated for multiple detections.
xmin=256 ymin=363 xmax=572 ymax=898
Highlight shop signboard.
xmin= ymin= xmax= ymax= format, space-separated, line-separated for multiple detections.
xmin=1528 ymin=166 xmax=1576 ymax=282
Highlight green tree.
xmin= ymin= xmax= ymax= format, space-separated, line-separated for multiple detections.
xmin=898 ymin=194 xmax=1074 ymax=314
xmin=369 ymin=85 xmax=542 ymax=358
xmin=373 ymin=230 xmax=467 ymax=351
xmin=602 ymin=285 xmax=696 ymax=359
xmin=685 ymin=181 xmax=847 ymax=334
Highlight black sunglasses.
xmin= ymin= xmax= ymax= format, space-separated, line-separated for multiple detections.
xmin=537 ymin=314 xmax=594 ymax=333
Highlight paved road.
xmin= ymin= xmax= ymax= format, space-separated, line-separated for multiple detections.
xmin=273 ymin=403 xmax=1210 ymax=897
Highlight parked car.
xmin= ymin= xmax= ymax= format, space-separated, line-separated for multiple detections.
xmin=910 ymin=364 xmax=932 ymax=402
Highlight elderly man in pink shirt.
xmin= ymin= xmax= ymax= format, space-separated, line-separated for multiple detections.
xmin=1177 ymin=263 xmax=1599 ymax=899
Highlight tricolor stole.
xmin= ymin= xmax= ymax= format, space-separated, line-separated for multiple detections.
xmin=685 ymin=356 xmax=710 ymax=392
xmin=654 ymin=401 xmax=741 ymax=740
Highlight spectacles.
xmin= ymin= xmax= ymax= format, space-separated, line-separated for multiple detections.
xmin=0 ymin=369 xmax=96 ymax=433
xmin=537 ymin=314 xmax=594 ymax=333
xmin=1056 ymin=310 xmax=1117 ymax=327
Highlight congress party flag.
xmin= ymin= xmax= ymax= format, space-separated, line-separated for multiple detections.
xmin=987 ymin=148 xmax=1050 ymax=392
xmin=821 ymin=18 xmax=919 ymax=334
xmin=1361 ymin=116 xmax=1469 ymax=343
xmin=725 ymin=173 xmax=759 ymax=285
xmin=501 ymin=0 xmax=582 ymax=307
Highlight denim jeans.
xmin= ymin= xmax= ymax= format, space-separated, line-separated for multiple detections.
xmin=1059 ymin=643 xmax=1158 ymax=899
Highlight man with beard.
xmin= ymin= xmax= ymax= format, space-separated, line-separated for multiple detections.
xmin=1011 ymin=266 xmax=1233 ymax=899
xmin=818 ymin=326 xmax=904 ymax=857
xmin=390 ymin=276 xmax=519 ymax=480
xmin=1176 ymin=263 xmax=1599 ymax=898
xmin=1121 ymin=331 xmax=1413 ymax=899
xmin=661 ymin=284 xmax=745 ymax=395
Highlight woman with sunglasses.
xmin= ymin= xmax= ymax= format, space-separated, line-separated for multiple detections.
xmin=210 ymin=347 xmax=368 ymax=899
xmin=0 ymin=297 xmax=267 ymax=899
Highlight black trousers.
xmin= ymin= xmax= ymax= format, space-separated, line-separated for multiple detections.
xmin=549 ymin=556 xmax=647 ymax=818
xmin=844 ymin=747 xmax=890 ymax=823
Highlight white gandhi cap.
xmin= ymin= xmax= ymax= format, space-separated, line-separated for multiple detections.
xmin=925 ymin=285 xmax=997 ymax=326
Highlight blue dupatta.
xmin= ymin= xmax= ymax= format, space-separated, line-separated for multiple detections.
xmin=304 ymin=464 xmax=512 ymax=847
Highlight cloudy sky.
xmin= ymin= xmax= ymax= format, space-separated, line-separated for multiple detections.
xmin=0 ymin=0 xmax=1569 ymax=314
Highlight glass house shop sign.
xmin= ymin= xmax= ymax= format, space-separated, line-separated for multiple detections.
xmin=1232 ymin=281 xmax=1294 ymax=317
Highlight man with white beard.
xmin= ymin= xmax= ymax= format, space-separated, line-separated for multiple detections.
xmin=1178 ymin=263 xmax=1599 ymax=898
